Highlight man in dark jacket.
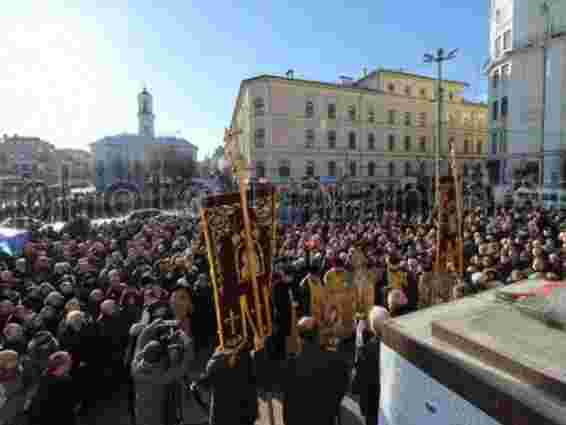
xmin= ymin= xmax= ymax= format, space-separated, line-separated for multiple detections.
xmin=193 ymin=337 xmax=258 ymax=425
xmin=353 ymin=306 xmax=390 ymax=425
xmin=281 ymin=316 xmax=349 ymax=425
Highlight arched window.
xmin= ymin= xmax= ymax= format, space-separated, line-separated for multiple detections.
xmin=388 ymin=134 xmax=395 ymax=151
xmin=388 ymin=162 xmax=395 ymax=177
xmin=405 ymin=162 xmax=411 ymax=177
xmin=348 ymin=132 xmax=357 ymax=150
xmin=405 ymin=86 xmax=412 ymax=96
xmin=254 ymin=97 xmax=265 ymax=116
xmin=368 ymin=162 xmax=376 ymax=177
xmin=254 ymin=128 xmax=265 ymax=148
xmin=305 ymin=129 xmax=315 ymax=148
xmin=328 ymin=161 xmax=337 ymax=177
xmin=349 ymin=161 xmax=357 ymax=177
xmin=348 ymin=105 xmax=357 ymax=121
xmin=327 ymin=130 xmax=336 ymax=149
xmin=368 ymin=133 xmax=376 ymax=150
xmin=404 ymin=135 xmax=411 ymax=151
xmin=305 ymin=100 xmax=314 ymax=117
xmin=388 ymin=83 xmax=395 ymax=92
xmin=278 ymin=160 xmax=290 ymax=177
xmin=256 ymin=161 xmax=266 ymax=178
xmin=305 ymin=160 xmax=315 ymax=177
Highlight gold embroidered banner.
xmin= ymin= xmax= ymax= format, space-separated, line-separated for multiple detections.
xmin=201 ymin=188 xmax=278 ymax=348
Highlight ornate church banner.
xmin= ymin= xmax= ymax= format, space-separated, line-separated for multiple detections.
xmin=201 ymin=188 xmax=278 ymax=348
xmin=321 ymin=268 xmax=355 ymax=348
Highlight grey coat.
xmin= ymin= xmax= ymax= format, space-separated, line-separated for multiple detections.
xmin=131 ymin=322 xmax=194 ymax=425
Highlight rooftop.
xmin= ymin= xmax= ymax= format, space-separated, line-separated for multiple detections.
xmin=356 ymin=68 xmax=470 ymax=88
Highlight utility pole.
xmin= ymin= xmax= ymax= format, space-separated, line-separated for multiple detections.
xmin=539 ymin=1 xmax=553 ymax=192
xmin=424 ymin=48 xmax=458 ymax=208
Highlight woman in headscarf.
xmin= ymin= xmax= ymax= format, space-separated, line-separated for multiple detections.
xmin=29 ymin=351 xmax=77 ymax=425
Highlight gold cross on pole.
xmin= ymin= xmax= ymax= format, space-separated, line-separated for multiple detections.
xmin=224 ymin=309 xmax=240 ymax=334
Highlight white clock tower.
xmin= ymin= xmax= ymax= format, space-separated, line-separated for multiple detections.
xmin=138 ymin=86 xmax=155 ymax=138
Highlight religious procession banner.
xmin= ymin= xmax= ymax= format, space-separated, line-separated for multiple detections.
xmin=435 ymin=175 xmax=464 ymax=274
xmin=201 ymin=187 xmax=278 ymax=348
xmin=321 ymin=268 xmax=355 ymax=347
xmin=351 ymin=247 xmax=375 ymax=319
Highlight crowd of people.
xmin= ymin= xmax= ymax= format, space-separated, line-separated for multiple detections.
xmin=0 ymin=195 xmax=565 ymax=425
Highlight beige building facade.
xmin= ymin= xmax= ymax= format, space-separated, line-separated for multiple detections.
xmin=230 ymin=69 xmax=488 ymax=189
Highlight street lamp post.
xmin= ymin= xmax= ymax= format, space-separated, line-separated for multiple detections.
xmin=539 ymin=1 xmax=554 ymax=191
xmin=424 ymin=48 xmax=458 ymax=208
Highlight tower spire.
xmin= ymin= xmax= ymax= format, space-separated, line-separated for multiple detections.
xmin=138 ymin=86 xmax=155 ymax=138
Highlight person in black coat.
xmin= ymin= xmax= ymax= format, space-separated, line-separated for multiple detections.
xmin=281 ymin=316 xmax=349 ymax=425
xmin=353 ymin=306 xmax=390 ymax=425
xmin=193 ymin=337 xmax=258 ymax=425
xmin=29 ymin=351 xmax=77 ymax=425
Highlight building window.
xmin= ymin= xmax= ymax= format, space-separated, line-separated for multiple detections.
xmin=501 ymin=96 xmax=508 ymax=117
xmin=463 ymin=163 xmax=469 ymax=176
xmin=491 ymin=132 xmax=498 ymax=155
xmin=476 ymin=140 xmax=483 ymax=155
xmin=368 ymin=109 xmax=375 ymax=123
xmin=306 ymin=160 xmax=315 ymax=177
xmin=348 ymin=132 xmax=356 ymax=150
xmin=327 ymin=130 xmax=336 ymax=149
xmin=495 ymin=36 xmax=502 ymax=57
xmin=388 ymin=83 xmax=395 ymax=92
xmin=328 ymin=161 xmax=337 ymax=177
xmin=388 ymin=110 xmax=396 ymax=125
xmin=368 ymin=161 xmax=376 ymax=177
xmin=420 ymin=88 xmax=427 ymax=98
xmin=419 ymin=161 xmax=426 ymax=176
xmin=492 ymin=71 xmax=499 ymax=88
xmin=404 ymin=112 xmax=411 ymax=126
xmin=419 ymin=136 xmax=426 ymax=152
xmin=305 ymin=100 xmax=314 ymax=118
xmin=254 ymin=97 xmax=265 ymax=116
xmin=254 ymin=128 xmax=265 ymax=148
xmin=499 ymin=132 xmax=507 ymax=153
xmin=418 ymin=112 xmax=426 ymax=127
xmin=404 ymin=162 xmax=411 ymax=177
xmin=388 ymin=134 xmax=395 ymax=151
xmin=492 ymin=101 xmax=498 ymax=121
xmin=368 ymin=133 xmax=376 ymax=150
xmin=495 ymin=8 xmax=501 ymax=24
xmin=348 ymin=105 xmax=357 ymax=121
xmin=503 ymin=30 xmax=511 ymax=50
xmin=349 ymin=161 xmax=357 ymax=177
xmin=404 ymin=135 xmax=411 ymax=151
xmin=328 ymin=103 xmax=336 ymax=119
xmin=502 ymin=64 xmax=511 ymax=80
xmin=405 ymin=86 xmax=412 ymax=96
xmin=256 ymin=161 xmax=266 ymax=178
xmin=388 ymin=162 xmax=395 ymax=177
xmin=305 ymin=129 xmax=315 ymax=148
xmin=278 ymin=160 xmax=290 ymax=177
xmin=464 ymin=139 xmax=470 ymax=154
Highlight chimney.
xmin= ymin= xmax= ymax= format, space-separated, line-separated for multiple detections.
xmin=286 ymin=69 xmax=294 ymax=79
